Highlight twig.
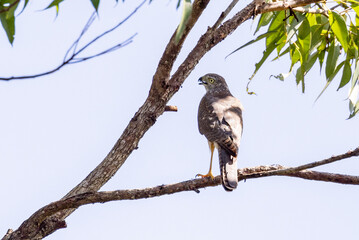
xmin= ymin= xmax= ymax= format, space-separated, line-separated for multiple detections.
xmin=243 ymin=147 xmax=359 ymax=179
xmin=212 ymin=0 xmax=240 ymax=29
xmin=0 ymin=0 xmax=146 ymax=81
xmin=69 ymin=34 xmax=136 ymax=63
xmin=164 ymin=105 xmax=178 ymax=112
xmin=64 ymin=12 xmax=97 ymax=62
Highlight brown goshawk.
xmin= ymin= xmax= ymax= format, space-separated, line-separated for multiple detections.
xmin=197 ymin=73 xmax=243 ymax=191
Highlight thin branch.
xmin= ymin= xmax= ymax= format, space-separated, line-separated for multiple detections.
xmin=73 ymin=0 xmax=145 ymax=58
xmin=69 ymin=34 xmax=136 ymax=63
xmin=0 ymin=0 xmax=146 ymax=81
xmin=64 ymin=12 xmax=97 ymax=62
xmin=242 ymin=146 xmax=359 ymax=179
xmin=212 ymin=0 xmax=240 ymax=29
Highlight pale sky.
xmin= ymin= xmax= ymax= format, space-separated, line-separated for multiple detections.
xmin=1 ymin=1 xmax=359 ymax=239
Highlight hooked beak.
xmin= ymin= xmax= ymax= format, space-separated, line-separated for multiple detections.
xmin=198 ymin=77 xmax=207 ymax=85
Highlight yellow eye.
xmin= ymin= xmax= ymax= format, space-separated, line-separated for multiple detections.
xmin=208 ymin=77 xmax=215 ymax=84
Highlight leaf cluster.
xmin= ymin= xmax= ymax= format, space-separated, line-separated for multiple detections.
xmin=231 ymin=1 xmax=359 ymax=118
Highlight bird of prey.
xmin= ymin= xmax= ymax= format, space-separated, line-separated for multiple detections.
xmin=197 ymin=73 xmax=243 ymax=191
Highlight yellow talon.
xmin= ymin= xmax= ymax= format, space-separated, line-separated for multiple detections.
xmin=196 ymin=171 xmax=215 ymax=179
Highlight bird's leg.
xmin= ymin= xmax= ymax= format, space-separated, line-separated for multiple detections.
xmin=196 ymin=142 xmax=215 ymax=179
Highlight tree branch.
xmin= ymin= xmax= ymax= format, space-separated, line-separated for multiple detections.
xmin=5 ymin=168 xmax=359 ymax=240
xmin=4 ymin=147 xmax=359 ymax=240
xmin=212 ymin=0 xmax=240 ymax=29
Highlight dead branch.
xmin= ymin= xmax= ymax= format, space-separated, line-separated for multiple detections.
xmin=164 ymin=105 xmax=178 ymax=112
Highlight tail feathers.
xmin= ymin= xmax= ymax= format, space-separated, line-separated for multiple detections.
xmin=219 ymin=147 xmax=238 ymax=191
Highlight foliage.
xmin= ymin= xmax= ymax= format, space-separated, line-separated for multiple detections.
xmin=0 ymin=0 xmax=19 ymax=44
xmin=230 ymin=1 xmax=359 ymax=118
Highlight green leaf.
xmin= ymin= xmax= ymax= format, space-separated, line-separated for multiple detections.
xmin=250 ymin=40 xmax=278 ymax=80
xmin=338 ymin=61 xmax=352 ymax=90
xmin=290 ymin=43 xmax=301 ymax=71
xmin=0 ymin=14 xmax=15 ymax=44
xmin=298 ymin=17 xmax=311 ymax=40
xmin=310 ymin=24 xmax=324 ymax=52
xmin=325 ymin=41 xmax=340 ymax=80
xmin=226 ymin=31 xmax=276 ymax=58
xmin=271 ymin=71 xmax=292 ymax=81
xmin=272 ymin=45 xmax=290 ymax=61
xmin=0 ymin=0 xmax=19 ymax=44
xmin=329 ymin=10 xmax=349 ymax=52
xmin=317 ymin=60 xmax=345 ymax=101
xmin=175 ymin=0 xmax=192 ymax=44
xmin=307 ymin=13 xmax=317 ymax=26
xmin=91 ymin=0 xmax=100 ymax=11
xmin=266 ymin=11 xmax=286 ymax=48
xmin=295 ymin=65 xmax=305 ymax=92
xmin=304 ymin=51 xmax=319 ymax=74
xmin=348 ymin=83 xmax=359 ymax=118
xmin=348 ymin=100 xmax=359 ymax=118
xmin=255 ymin=12 xmax=274 ymax=34
xmin=351 ymin=2 xmax=359 ymax=16
xmin=19 ymin=0 xmax=30 ymax=14
xmin=45 ymin=0 xmax=65 ymax=14
xmin=297 ymin=18 xmax=311 ymax=63
xmin=350 ymin=62 xmax=359 ymax=96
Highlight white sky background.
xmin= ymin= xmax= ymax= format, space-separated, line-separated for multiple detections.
xmin=1 ymin=0 xmax=359 ymax=239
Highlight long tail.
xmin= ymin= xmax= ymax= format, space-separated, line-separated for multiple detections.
xmin=219 ymin=147 xmax=238 ymax=191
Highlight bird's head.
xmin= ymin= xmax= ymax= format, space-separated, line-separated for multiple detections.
xmin=198 ymin=73 xmax=229 ymax=93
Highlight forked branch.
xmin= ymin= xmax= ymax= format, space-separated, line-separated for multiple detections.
xmin=0 ymin=1 xmax=145 ymax=81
